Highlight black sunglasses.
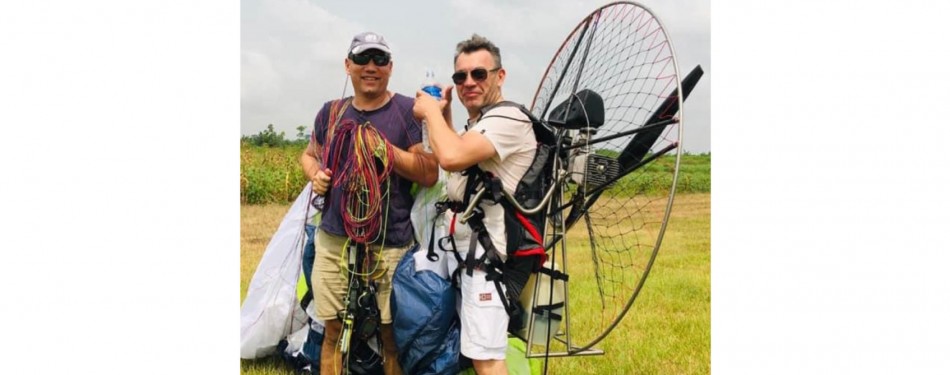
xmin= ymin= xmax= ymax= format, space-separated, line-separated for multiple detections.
xmin=451 ymin=67 xmax=500 ymax=85
xmin=349 ymin=52 xmax=391 ymax=66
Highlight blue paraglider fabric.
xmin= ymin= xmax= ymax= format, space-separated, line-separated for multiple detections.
xmin=391 ymin=247 xmax=460 ymax=375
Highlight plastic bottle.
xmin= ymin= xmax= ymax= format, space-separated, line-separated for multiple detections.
xmin=420 ymin=68 xmax=441 ymax=152
xmin=422 ymin=68 xmax=442 ymax=100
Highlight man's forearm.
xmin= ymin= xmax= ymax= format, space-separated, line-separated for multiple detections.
xmin=424 ymin=109 xmax=496 ymax=172
xmin=424 ymin=110 xmax=460 ymax=166
xmin=392 ymin=146 xmax=438 ymax=187
xmin=300 ymin=138 xmax=325 ymax=178
xmin=300 ymin=152 xmax=322 ymax=179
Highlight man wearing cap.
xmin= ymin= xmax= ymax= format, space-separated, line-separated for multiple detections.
xmin=301 ymin=31 xmax=437 ymax=375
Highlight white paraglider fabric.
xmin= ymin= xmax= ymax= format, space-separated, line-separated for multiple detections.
xmin=240 ymin=183 xmax=318 ymax=359
xmin=409 ymin=175 xmax=458 ymax=279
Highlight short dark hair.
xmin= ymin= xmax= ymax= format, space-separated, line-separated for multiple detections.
xmin=454 ymin=34 xmax=502 ymax=68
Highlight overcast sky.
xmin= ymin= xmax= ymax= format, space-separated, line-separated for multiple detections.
xmin=241 ymin=0 xmax=710 ymax=152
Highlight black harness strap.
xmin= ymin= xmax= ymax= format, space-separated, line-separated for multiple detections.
xmin=532 ymin=302 xmax=565 ymax=321
xmin=442 ymin=101 xmax=557 ymax=331
xmin=537 ymin=266 xmax=570 ymax=281
xmin=425 ymin=202 xmax=448 ymax=262
xmin=465 ymin=207 xmax=514 ymax=314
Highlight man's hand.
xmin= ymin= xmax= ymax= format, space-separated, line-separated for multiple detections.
xmin=414 ymin=84 xmax=453 ymax=120
xmin=413 ymin=90 xmax=442 ymax=121
xmin=439 ymin=84 xmax=454 ymax=117
xmin=312 ymin=168 xmax=333 ymax=195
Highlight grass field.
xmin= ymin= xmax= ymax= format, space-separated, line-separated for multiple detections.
xmin=240 ymin=193 xmax=710 ymax=374
xmin=240 ymin=142 xmax=710 ymax=204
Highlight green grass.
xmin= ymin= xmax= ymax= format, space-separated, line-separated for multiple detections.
xmin=240 ymin=193 xmax=710 ymax=374
xmin=240 ymin=143 xmax=711 ymax=204
xmin=241 ymin=142 xmax=310 ymax=204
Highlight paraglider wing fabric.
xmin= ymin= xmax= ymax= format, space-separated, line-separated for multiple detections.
xmin=430 ymin=319 xmax=461 ymax=375
xmin=240 ymin=184 xmax=318 ymax=359
xmin=392 ymin=248 xmax=460 ymax=375
xmin=409 ymin=180 xmax=452 ymax=277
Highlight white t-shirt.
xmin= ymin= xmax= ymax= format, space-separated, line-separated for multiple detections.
xmin=445 ymin=105 xmax=537 ymax=259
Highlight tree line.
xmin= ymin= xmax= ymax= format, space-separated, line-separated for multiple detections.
xmin=241 ymin=124 xmax=310 ymax=147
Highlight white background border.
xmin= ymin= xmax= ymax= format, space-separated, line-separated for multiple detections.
xmin=3 ymin=0 xmax=949 ymax=373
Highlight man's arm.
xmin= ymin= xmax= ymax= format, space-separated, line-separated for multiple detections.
xmin=301 ymin=138 xmax=332 ymax=195
xmin=391 ymin=143 xmax=438 ymax=187
xmin=413 ymin=91 xmax=495 ymax=172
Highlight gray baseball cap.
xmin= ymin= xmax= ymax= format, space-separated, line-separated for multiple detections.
xmin=349 ymin=31 xmax=391 ymax=55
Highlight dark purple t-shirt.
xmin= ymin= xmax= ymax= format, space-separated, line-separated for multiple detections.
xmin=313 ymin=94 xmax=422 ymax=246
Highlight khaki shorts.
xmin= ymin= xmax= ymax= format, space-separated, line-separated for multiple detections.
xmin=311 ymin=229 xmax=411 ymax=324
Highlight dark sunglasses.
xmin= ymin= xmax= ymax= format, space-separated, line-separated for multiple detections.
xmin=451 ymin=67 xmax=500 ymax=85
xmin=349 ymin=52 xmax=391 ymax=66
